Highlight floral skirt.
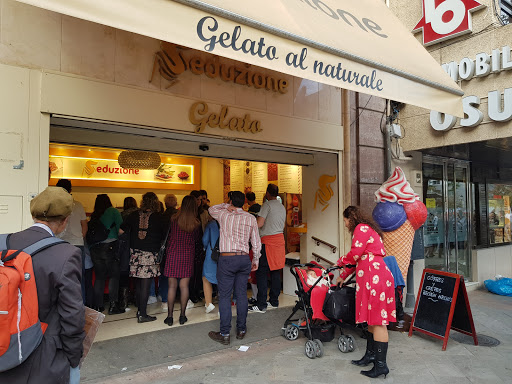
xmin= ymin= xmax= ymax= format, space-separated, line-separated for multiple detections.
xmin=129 ymin=248 xmax=160 ymax=278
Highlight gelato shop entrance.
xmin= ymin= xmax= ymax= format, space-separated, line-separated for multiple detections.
xmin=46 ymin=122 xmax=340 ymax=340
xmin=422 ymin=156 xmax=472 ymax=278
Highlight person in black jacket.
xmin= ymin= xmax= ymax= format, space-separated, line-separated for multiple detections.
xmin=0 ymin=186 xmax=85 ymax=384
xmin=120 ymin=192 xmax=166 ymax=323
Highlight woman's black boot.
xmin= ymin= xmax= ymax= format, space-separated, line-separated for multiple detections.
xmin=360 ymin=341 xmax=389 ymax=379
xmin=351 ymin=333 xmax=375 ymax=366
xmin=119 ymin=287 xmax=129 ymax=311
xmin=108 ymin=301 xmax=124 ymax=315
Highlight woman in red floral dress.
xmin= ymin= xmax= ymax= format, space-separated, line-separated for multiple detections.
xmin=337 ymin=206 xmax=395 ymax=379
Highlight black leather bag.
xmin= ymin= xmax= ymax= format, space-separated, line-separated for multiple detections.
xmin=157 ymin=225 xmax=171 ymax=265
xmin=323 ymin=285 xmax=356 ymax=324
xmin=210 ymin=221 xmax=221 ymax=262
xmin=117 ymin=231 xmax=131 ymax=273
xmin=86 ymin=218 xmax=113 ymax=246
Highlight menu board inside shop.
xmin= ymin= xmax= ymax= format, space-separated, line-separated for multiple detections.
xmin=252 ymin=162 xmax=268 ymax=204
xmin=278 ymin=164 xmax=302 ymax=194
xmin=229 ymin=160 xmax=245 ymax=192
xmin=49 ymin=146 xmax=200 ymax=190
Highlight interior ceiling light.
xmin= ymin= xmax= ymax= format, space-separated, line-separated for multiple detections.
xmin=118 ymin=150 xmax=162 ymax=169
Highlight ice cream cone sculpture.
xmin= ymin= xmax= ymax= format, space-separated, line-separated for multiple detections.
xmin=372 ymin=167 xmax=427 ymax=282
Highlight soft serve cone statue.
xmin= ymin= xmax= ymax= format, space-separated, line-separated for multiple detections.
xmin=372 ymin=167 xmax=427 ymax=282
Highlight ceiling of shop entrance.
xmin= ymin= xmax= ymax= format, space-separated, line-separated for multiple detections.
xmin=50 ymin=117 xmax=317 ymax=166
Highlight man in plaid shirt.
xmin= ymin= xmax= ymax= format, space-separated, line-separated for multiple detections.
xmin=207 ymin=191 xmax=261 ymax=345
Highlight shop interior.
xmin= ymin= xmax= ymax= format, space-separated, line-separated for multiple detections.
xmin=49 ymin=142 xmax=307 ymax=340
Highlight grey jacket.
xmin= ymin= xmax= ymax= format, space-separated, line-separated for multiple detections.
xmin=0 ymin=226 xmax=85 ymax=384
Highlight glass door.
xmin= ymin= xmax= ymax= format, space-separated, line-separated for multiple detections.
xmin=423 ymin=157 xmax=471 ymax=278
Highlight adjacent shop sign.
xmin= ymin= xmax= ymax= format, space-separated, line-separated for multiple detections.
xmin=430 ymin=45 xmax=512 ymax=131
xmin=413 ymin=0 xmax=485 ymax=46
xmin=430 ymin=87 xmax=512 ymax=130
xmin=409 ymin=269 xmax=478 ymax=351
xmin=49 ymin=149 xmax=200 ymax=190
xmin=151 ymin=42 xmax=289 ymax=93
xmin=189 ymin=101 xmax=262 ymax=134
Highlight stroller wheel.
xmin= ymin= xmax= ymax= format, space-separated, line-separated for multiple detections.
xmin=347 ymin=335 xmax=356 ymax=352
xmin=313 ymin=339 xmax=324 ymax=357
xmin=338 ymin=335 xmax=349 ymax=353
xmin=305 ymin=340 xmax=317 ymax=359
xmin=284 ymin=324 xmax=299 ymax=341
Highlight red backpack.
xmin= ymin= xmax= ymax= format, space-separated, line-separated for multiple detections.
xmin=0 ymin=234 xmax=65 ymax=372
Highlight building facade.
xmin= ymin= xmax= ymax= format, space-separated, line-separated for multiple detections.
xmin=390 ymin=0 xmax=512 ymax=285
xmin=0 ymin=0 xmax=347 ymax=267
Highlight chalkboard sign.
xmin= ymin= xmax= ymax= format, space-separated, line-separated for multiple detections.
xmin=409 ymin=269 xmax=478 ymax=350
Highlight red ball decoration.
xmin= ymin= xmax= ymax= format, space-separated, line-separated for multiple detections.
xmin=404 ymin=200 xmax=428 ymax=230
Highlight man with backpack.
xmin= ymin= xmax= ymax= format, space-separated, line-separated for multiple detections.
xmin=0 ymin=186 xmax=85 ymax=384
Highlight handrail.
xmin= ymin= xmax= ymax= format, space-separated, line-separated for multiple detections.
xmin=311 ymin=253 xmax=334 ymax=266
xmin=311 ymin=236 xmax=337 ymax=253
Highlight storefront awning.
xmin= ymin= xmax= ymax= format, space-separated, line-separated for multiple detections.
xmin=17 ymin=0 xmax=464 ymax=116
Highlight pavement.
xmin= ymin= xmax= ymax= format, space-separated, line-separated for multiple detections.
xmin=83 ymin=289 xmax=512 ymax=383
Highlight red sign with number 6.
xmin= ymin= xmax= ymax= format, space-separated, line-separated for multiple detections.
xmin=413 ymin=0 xmax=485 ymax=46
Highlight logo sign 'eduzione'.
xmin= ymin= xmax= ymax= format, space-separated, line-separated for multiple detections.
xmin=413 ymin=0 xmax=486 ymax=46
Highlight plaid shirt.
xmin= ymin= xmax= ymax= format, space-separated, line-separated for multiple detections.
xmin=209 ymin=203 xmax=261 ymax=263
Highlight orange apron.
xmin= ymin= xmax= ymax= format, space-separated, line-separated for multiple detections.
xmin=261 ymin=233 xmax=286 ymax=271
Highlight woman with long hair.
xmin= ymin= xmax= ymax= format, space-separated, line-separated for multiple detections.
xmin=118 ymin=196 xmax=138 ymax=311
xmin=89 ymin=194 xmax=123 ymax=314
xmin=121 ymin=196 xmax=138 ymax=221
xmin=120 ymin=192 xmax=166 ymax=323
xmin=337 ymin=206 xmax=395 ymax=379
xmin=163 ymin=195 xmax=202 ymax=326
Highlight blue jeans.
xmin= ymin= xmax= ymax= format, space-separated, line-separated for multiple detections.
xmin=217 ymin=254 xmax=251 ymax=335
xmin=70 ymin=366 xmax=80 ymax=384
xmin=149 ymin=276 xmax=168 ymax=302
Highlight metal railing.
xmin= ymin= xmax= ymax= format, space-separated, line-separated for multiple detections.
xmin=311 ymin=236 xmax=337 ymax=253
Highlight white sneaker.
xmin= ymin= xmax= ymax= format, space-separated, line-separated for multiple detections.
xmin=205 ymin=303 xmax=215 ymax=313
xmin=267 ymin=302 xmax=278 ymax=309
xmin=161 ymin=302 xmax=168 ymax=312
xmin=186 ymin=299 xmax=195 ymax=309
xmin=248 ymin=305 xmax=266 ymax=313
xmin=147 ymin=296 xmax=157 ymax=305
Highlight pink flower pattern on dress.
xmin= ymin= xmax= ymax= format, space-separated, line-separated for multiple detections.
xmin=336 ymin=224 xmax=396 ymax=326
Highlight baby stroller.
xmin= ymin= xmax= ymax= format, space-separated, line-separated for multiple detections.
xmin=281 ymin=261 xmax=358 ymax=359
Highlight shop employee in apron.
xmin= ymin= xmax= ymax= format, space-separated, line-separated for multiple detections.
xmin=250 ymin=183 xmax=286 ymax=313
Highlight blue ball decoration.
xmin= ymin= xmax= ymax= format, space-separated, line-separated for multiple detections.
xmin=372 ymin=202 xmax=407 ymax=232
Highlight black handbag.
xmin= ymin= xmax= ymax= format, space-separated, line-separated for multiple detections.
xmin=117 ymin=231 xmax=131 ymax=273
xmin=86 ymin=219 xmax=114 ymax=246
xmin=322 ymin=285 xmax=356 ymax=324
xmin=210 ymin=221 xmax=221 ymax=262
xmin=157 ymin=225 xmax=171 ymax=265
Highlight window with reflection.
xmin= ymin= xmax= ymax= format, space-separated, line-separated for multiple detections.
xmin=487 ymin=182 xmax=512 ymax=245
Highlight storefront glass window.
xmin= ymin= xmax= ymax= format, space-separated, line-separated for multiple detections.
xmin=487 ymin=182 xmax=512 ymax=245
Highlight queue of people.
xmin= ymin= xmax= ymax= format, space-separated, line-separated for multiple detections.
xmin=0 ymin=178 xmax=396 ymax=382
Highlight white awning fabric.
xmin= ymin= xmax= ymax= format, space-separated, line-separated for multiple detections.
xmin=17 ymin=0 xmax=464 ymax=116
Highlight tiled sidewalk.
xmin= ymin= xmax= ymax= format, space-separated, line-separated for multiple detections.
xmin=87 ymin=289 xmax=512 ymax=383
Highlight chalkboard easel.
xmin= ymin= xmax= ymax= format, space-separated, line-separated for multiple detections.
xmin=408 ymin=269 xmax=478 ymax=351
